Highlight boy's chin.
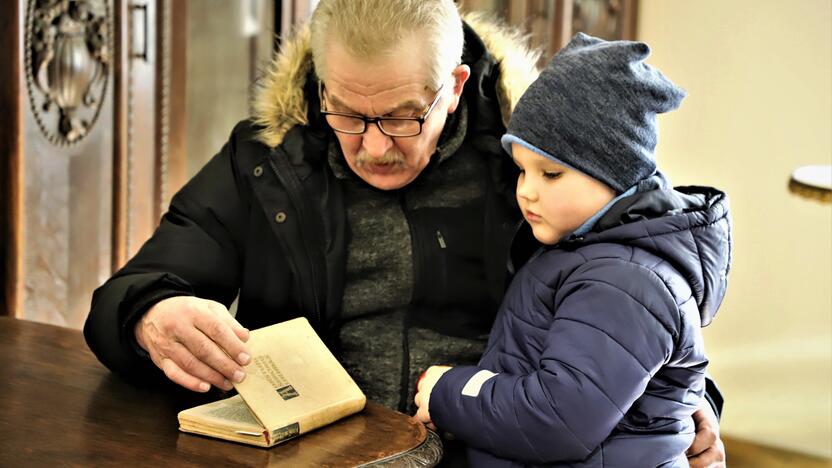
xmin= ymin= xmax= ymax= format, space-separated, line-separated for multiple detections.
xmin=529 ymin=224 xmax=560 ymax=246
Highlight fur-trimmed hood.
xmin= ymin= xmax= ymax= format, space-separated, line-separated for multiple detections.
xmin=252 ymin=12 xmax=541 ymax=148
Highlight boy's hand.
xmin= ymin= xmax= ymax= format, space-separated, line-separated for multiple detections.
xmin=414 ymin=365 xmax=452 ymax=429
xmin=687 ymin=398 xmax=726 ymax=467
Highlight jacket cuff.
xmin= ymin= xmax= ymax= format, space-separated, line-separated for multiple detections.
xmin=704 ymin=375 xmax=724 ymax=421
xmin=118 ymin=274 xmax=195 ymax=364
xmin=429 ymin=365 xmax=484 ymax=431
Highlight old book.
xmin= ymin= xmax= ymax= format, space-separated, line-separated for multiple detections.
xmin=178 ymin=317 xmax=366 ymax=447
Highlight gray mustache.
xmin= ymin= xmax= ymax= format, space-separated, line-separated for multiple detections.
xmin=355 ymin=147 xmax=406 ymax=166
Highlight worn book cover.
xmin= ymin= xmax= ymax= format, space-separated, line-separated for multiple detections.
xmin=177 ymin=317 xmax=366 ymax=447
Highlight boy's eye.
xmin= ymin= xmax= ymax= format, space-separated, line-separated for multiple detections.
xmin=543 ymin=171 xmax=562 ymax=180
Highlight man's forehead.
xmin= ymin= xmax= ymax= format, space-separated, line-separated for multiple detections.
xmin=323 ymin=40 xmax=431 ymax=100
xmin=325 ymin=78 xmax=431 ymax=114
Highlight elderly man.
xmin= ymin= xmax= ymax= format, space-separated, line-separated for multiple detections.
xmin=84 ymin=0 xmax=725 ymax=465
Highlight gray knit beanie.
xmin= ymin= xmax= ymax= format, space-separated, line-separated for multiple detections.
xmin=502 ymin=33 xmax=686 ymax=193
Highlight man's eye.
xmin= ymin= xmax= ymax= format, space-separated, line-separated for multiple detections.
xmin=543 ymin=171 xmax=562 ymax=180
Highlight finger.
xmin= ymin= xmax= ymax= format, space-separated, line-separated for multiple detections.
xmin=217 ymin=314 xmax=251 ymax=359
xmin=415 ymin=406 xmax=430 ymax=424
xmin=164 ymin=340 xmax=233 ymax=391
xmin=206 ymin=300 xmax=251 ymax=343
xmin=691 ymin=406 xmax=711 ymax=427
xmin=225 ymin=314 xmax=251 ymax=343
xmin=158 ymin=357 xmax=211 ymax=393
xmin=199 ymin=303 xmax=251 ymax=365
xmin=178 ymin=324 xmax=246 ymax=384
xmin=687 ymin=445 xmax=725 ymax=468
xmin=686 ymin=426 xmax=717 ymax=456
xmin=416 ymin=370 xmax=428 ymax=392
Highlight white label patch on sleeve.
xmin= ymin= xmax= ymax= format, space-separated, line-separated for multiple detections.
xmin=461 ymin=370 xmax=498 ymax=397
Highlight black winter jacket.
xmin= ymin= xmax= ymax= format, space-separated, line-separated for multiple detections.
xmin=84 ymin=18 xmax=530 ymax=386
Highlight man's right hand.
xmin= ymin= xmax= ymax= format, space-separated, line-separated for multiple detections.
xmin=134 ymin=296 xmax=251 ymax=392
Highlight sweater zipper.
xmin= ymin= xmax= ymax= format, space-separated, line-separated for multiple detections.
xmin=397 ymin=190 xmax=417 ymax=412
xmin=267 ymin=155 xmax=322 ymax=326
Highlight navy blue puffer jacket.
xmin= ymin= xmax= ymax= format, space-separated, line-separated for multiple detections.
xmin=429 ymin=184 xmax=732 ymax=467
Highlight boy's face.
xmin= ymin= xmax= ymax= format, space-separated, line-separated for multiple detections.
xmin=513 ymin=144 xmax=616 ymax=245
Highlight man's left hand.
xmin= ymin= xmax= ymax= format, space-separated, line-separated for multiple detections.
xmin=414 ymin=365 xmax=453 ymax=429
xmin=687 ymin=398 xmax=726 ymax=467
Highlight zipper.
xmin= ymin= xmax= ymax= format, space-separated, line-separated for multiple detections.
xmin=267 ymin=154 xmax=322 ymax=326
xmin=397 ymin=190 xmax=417 ymax=412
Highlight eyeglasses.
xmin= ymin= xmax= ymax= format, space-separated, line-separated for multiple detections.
xmin=319 ymin=81 xmax=444 ymax=138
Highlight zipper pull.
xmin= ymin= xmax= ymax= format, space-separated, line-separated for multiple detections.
xmin=436 ymin=230 xmax=447 ymax=249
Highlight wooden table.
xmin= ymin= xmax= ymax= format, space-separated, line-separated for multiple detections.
xmin=0 ymin=317 xmax=442 ymax=467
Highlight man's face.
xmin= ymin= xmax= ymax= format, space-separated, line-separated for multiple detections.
xmin=513 ymin=144 xmax=616 ymax=245
xmin=323 ymin=41 xmax=466 ymax=190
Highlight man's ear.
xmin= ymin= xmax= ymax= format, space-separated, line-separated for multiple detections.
xmin=446 ymin=64 xmax=471 ymax=114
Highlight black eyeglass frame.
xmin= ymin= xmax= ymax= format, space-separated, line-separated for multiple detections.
xmin=318 ymin=81 xmax=445 ymax=138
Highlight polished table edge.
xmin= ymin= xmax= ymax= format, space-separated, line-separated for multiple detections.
xmin=360 ymin=430 xmax=443 ymax=467
xmin=1 ymin=316 xmax=446 ymax=467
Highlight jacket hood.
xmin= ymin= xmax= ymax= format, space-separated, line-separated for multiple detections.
xmin=252 ymin=13 xmax=540 ymax=148
xmin=581 ymin=185 xmax=733 ymax=326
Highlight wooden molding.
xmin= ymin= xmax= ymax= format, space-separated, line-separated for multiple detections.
xmin=168 ymin=0 xmax=188 ymax=199
xmin=622 ymin=0 xmax=639 ymax=40
xmin=1 ymin=0 xmax=23 ymax=317
xmin=112 ymin=0 xmax=129 ymax=271
xmin=155 ymin=0 xmax=187 ymax=221
xmin=553 ymin=0 xmax=574 ymax=53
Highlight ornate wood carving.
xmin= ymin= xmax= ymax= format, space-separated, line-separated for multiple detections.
xmin=19 ymin=0 xmax=116 ymax=327
xmin=25 ymin=0 xmax=112 ymax=146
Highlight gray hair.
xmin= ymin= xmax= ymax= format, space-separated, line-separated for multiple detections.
xmin=310 ymin=0 xmax=464 ymax=90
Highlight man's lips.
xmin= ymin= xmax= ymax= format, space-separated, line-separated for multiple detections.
xmin=364 ymin=163 xmax=399 ymax=175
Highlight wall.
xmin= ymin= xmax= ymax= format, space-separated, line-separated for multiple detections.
xmin=186 ymin=0 xmax=274 ymax=177
xmin=638 ymin=0 xmax=832 ymax=457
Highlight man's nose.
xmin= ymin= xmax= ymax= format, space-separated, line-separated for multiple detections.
xmin=361 ymin=123 xmax=393 ymax=158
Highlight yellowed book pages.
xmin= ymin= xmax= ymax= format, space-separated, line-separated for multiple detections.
xmin=178 ymin=317 xmax=366 ymax=447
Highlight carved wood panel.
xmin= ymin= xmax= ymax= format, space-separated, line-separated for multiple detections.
xmin=20 ymin=0 xmax=115 ymax=327
xmin=2 ymin=0 xmax=186 ymax=326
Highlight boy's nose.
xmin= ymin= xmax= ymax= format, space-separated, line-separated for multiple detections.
xmin=516 ymin=176 xmax=538 ymax=202
xmin=361 ymin=124 xmax=393 ymax=159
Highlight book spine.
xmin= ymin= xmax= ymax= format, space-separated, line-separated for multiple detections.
xmin=268 ymin=422 xmax=300 ymax=444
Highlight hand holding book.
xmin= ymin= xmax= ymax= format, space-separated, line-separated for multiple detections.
xmin=178 ymin=317 xmax=366 ymax=447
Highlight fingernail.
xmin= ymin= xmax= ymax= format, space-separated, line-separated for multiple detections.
xmin=237 ymin=352 xmax=251 ymax=365
xmin=223 ymin=379 xmax=233 ymax=391
xmin=233 ymin=370 xmax=246 ymax=383
xmin=198 ymin=382 xmax=210 ymax=392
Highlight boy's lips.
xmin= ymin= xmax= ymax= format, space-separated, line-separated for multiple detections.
xmin=524 ymin=210 xmax=542 ymax=222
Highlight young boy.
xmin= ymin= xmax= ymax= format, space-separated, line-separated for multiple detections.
xmin=414 ymin=33 xmax=732 ymax=467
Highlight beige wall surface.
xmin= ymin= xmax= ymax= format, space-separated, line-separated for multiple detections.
xmin=186 ymin=0 xmax=274 ymax=178
xmin=638 ymin=0 xmax=832 ymax=458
